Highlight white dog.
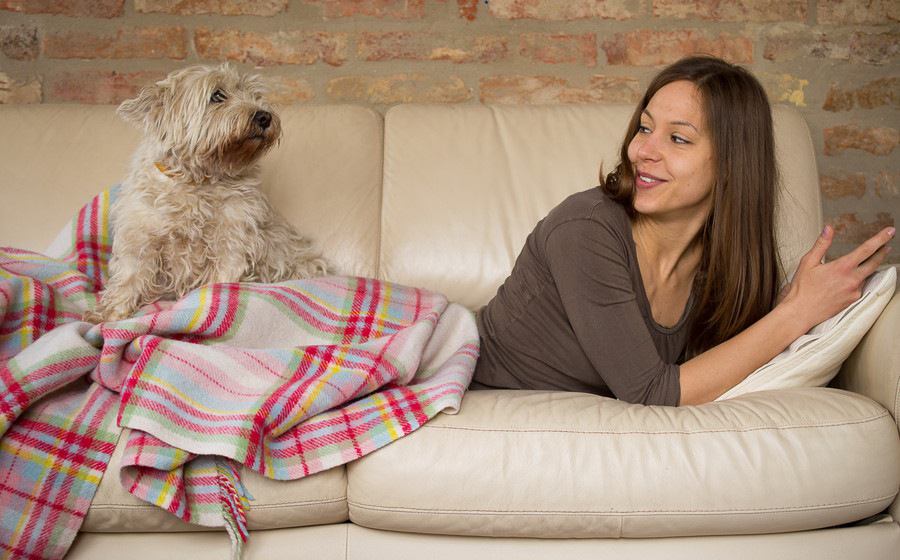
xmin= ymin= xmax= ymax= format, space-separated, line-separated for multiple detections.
xmin=87 ymin=64 xmax=327 ymax=322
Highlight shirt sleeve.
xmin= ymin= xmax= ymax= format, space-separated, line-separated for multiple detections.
xmin=543 ymin=217 xmax=681 ymax=406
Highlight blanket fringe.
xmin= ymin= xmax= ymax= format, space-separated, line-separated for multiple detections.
xmin=215 ymin=458 xmax=253 ymax=560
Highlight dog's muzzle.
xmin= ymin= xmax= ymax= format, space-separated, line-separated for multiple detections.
xmin=253 ymin=111 xmax=272 ymax=130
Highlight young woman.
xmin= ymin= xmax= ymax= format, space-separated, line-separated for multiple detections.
xmin=472 ymin=56 xmax=895 ymax=406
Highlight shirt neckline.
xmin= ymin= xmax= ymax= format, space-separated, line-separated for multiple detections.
xmin=625 ymin=223 xmax=695 ymax=335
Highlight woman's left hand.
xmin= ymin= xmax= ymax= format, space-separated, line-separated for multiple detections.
xmin=777 ymin=224 xmax=894 ymax=331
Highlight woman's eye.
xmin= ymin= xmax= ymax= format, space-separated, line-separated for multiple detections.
xmin=210 ymin=89 xmax=227 ymax=103
xmin=671 ymin=134 xmax=690 ymax=144
xmin=637 ymin=124 xmax=651 ymax=134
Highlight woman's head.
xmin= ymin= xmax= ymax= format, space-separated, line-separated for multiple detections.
xmin=604 ymin=55 xmax=781 ymax=356
xmin=626 ymin=79 xmax=717 ymax=225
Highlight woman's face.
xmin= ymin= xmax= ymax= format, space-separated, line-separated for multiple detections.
xmin=627 ymin=80 xmax=716 ymax=224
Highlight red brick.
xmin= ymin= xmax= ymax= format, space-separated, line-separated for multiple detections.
xmin=304 ymin=0 xmax=424 ymax=19
xmin=603 ymin=29 xmax=752 ymax=66
xmin=652 ymin=0 xmax=806 ymax=21
xmin=820 ymin=173 xmax=866 ymax=200
xmin=824 ymin=125 xmax=898 ymax=156
xmin=0 ymin=0 xmax=123 ymax=17
xmin=480 ymin=75 xmax=568 ymax=104
xmin=1 ymin=24 xmax=39 ymax=60
xmin=358 ymin=32 xmax=508 ymax=63
xmin=264 ymin=76 xmax=315 ymax=104
xmin=818 ymin=0 xmax=899 ymax=25
xmin=46 ymin=70 xmax=165 ymax=104
xmin=136 ymin=0 xmax=287 ymax=15
xmin=850 ymin=31 xmax=900 ymax=66
xmin=458 ymin=0 xmax=478 ymax=20
xmin=327 ymin=74 xmax=471 ymax=104
xmin=489 ymin=0 xmax=637 ymax=20
xmin=480 ymin=74 xmax=641 ymax=104
xmin=0 ymin=72 xmax=41 ymax=103
xmin=764 ymin=27 xmax=898 ymax=66
xmin=520 ymin=33 xmax=597 ymax=66
xmin=824 ymin=77 xmax=900 ymax=112
xmin=43 ymin=27 xmax=187 ymax=60
xmin=195 ymin=28 xmax=348 ymax=66
xmin=828 ymin=212 xmax=895 ymax=245
xmin=874 ymin=171 xmax=899 ymax=199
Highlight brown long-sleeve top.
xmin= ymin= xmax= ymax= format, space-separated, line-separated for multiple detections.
xmin=473 ymin=187 xmax=692 ymax=406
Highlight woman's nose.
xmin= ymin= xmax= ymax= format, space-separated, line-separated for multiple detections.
xmin=636 ymin=133 xmax=660 ymax=160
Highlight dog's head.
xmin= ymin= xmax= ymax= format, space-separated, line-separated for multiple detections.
xmin=118 ymin=64 xmax=282 ymax=178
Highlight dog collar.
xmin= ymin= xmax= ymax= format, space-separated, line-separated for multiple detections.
xmin=154 ymin=162 xmax=176 ymax=178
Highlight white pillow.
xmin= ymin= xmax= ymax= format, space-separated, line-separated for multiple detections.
xmin=716 ymin=266 xmax=897 ymax=400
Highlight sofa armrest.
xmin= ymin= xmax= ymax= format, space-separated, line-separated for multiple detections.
xmin=833 ymin=282 xmax=900 ymax=428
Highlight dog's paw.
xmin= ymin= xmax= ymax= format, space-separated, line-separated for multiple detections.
xmin=83 ymin=301 xmax=132 ymax=323
xmin=82 ymin=308 xmax=104 ymax=324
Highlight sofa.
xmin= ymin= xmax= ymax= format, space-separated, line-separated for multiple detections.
xmin=1 ymin=103 xmax=898 ymax=560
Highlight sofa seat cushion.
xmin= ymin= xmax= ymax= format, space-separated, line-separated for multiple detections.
xmin=347 ymin=388 xmax=900 ymax=538
xmin=81 ymin=430 xmax=348 ymax=532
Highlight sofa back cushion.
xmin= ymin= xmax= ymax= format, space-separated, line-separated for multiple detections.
xmin=379 ymin=104 xmax=822 ymax=310
xmin=0 ymin=104 xmax=383 ymax=278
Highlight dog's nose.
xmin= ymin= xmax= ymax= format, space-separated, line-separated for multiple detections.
xmin=253 ymin=111 xmax=271 ymax=130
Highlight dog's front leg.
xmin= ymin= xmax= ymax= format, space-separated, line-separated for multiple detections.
xmin=212 ymin=253 xmax=251 ymax=285
xmin=256 ymin=219 xmax=329 ymax=283
xmin=86 ymin=252 xmax=163 ymax=323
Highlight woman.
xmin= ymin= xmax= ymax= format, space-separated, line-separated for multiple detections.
xmin=472 ymin=56 xmax=894 ymax=406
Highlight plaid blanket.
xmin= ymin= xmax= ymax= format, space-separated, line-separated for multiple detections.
xmin=1 ymin=188 xmax=478 ymax=559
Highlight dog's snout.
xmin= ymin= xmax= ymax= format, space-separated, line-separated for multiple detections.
xmin=253 ymin=111 xmax=272 ymax=130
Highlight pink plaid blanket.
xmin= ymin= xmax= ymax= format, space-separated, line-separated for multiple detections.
xmin=0 ymin=189 xmax=478 ymax=559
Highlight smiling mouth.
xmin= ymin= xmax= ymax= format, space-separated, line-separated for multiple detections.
xmin=636 ymin=171 xmax=667 ymax=188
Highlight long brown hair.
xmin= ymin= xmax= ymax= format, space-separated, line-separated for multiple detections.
xmin=602 ymin=56 xmax=781 ymax=358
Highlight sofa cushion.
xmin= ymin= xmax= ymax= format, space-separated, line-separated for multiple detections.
xmin=379 ymin=104 xmax=822 ymax=310
xmin=82 ymin=428 xmax=348 ymax=532
xmin=346 ymin=388 xmax=900 ymax=538
xmin=719 ymin=267 xmax=897 ymax=400
xmin=0 ymin=104 xmax=383 ymax=278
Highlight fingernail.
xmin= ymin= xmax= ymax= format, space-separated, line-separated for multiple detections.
xmin=888 ymin=227 xmax=896 ymax=238
xmin=822 ymin=225 xmax=830 ymax=236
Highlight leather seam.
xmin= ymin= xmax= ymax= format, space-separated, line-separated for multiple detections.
xmin=892 ymin=369 xmax=900 ymax=426
xmin=89 ymin=497 xmax=346 ymax=509
xmin=419 ymin=413 xmax=888 ymax=435
xmin=347 ymin=492 xmax=896 ymax=516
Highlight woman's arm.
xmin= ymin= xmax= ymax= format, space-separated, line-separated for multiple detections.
xmin=678 ymin=224 xmax=895 ymax=405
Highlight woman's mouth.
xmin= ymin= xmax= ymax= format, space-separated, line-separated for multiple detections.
xmin=635 ymin=171 xmax=666 ymax=189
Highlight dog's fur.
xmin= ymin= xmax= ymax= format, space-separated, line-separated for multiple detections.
xmin=87 ymin=64 xmax=327 ymax=322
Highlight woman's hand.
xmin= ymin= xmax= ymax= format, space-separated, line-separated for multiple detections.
xmin=778 ymin=224 xmax=895 ymax=331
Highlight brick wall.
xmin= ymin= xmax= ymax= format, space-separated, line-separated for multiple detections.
xmin=0 ymin=0 xmax=897 ymax=261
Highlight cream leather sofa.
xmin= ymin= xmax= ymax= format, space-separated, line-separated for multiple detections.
xmin=1 ymin=104 xmax=898 ymax=560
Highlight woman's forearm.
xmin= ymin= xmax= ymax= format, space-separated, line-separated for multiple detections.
xmin=678 ymin=301 xmax=810 ymax=405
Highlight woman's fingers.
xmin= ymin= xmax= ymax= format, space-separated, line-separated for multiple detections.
xmin=802 ymin=225 xmax=835 ymax=268
xmin=856 ymin=244 xmax=892 ymax=279
xmin=845 ymin=226 xmax=896 ymax=266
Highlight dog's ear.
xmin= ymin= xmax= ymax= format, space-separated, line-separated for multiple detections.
xmin=117 ymin=83 xmax=165 ymax=131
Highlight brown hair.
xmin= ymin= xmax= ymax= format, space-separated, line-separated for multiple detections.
xmin=602 ymin=55 xmax=781 ymax=358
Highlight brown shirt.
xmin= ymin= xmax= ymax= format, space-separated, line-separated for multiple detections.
xmin=473 ymin=187 xmax=690 ymax=406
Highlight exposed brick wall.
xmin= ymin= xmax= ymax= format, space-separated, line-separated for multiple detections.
xmin=0 ymin=0 xmax=897 ymax=261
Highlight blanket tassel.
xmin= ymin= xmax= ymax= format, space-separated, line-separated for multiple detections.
xmin=216 ymin=458 xmax=253 ymax=560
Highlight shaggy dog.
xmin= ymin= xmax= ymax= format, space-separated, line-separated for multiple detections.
xmin=86 ymin=64 xmax=327 ymax=322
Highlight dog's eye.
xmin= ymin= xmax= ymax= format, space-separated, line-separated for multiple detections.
xmin=210 ymin=89 xmax=227 ymax=103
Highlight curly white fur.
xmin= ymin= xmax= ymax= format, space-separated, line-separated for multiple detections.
xmin=87 ymin=64 xmax=327 ymax=322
